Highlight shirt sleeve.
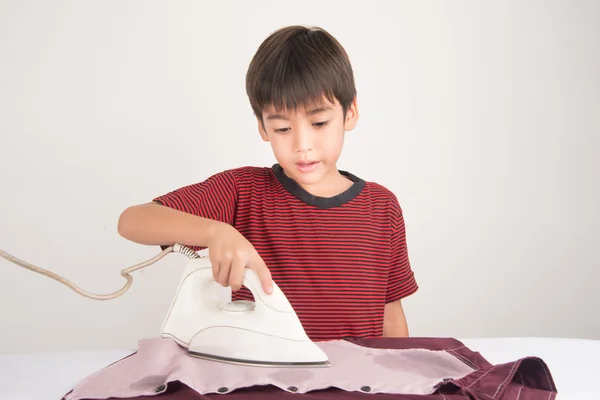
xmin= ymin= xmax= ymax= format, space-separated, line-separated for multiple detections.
xmin=152 ymin=169 xmax=238 ymax=250
xmin=386 ymin=196 xmax=418 ymax=303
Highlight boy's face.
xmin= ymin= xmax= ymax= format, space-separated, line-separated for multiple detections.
xmin=257 ymin=95 xmax=359 ymax=194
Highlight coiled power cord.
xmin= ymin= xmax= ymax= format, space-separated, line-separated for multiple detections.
xmin=0 ymin=243 xmax=200 ymax=300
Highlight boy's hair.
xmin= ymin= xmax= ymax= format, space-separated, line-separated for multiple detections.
xmin=246 ymin=25 xmax=356 ymax=121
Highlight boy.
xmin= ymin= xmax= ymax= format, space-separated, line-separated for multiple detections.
xmin=117 ymin=25 xmax=418 ymax=340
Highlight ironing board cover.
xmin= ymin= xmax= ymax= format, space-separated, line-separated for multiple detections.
xmin=62 ymin=336 xmax=557 ymax=400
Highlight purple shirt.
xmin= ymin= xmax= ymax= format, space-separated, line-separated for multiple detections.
xmin=63 ymin=336 xmax=557 ymax=400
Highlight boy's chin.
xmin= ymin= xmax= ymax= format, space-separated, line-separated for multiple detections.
xmin=284 ymin=164 xmax=335 ymax=186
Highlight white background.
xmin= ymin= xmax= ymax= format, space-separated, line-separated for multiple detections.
xmin=1 ymin=0 xmax=598 ymax=353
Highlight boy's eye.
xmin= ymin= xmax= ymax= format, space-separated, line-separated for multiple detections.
xmin=272 ymin=121 xmax=328 ymax=133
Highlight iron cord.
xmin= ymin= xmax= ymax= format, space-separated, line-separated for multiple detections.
xmin=0 ymin=243 xmax=200 ymax=301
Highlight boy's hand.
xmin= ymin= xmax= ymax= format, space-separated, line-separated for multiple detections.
xmin=206 ymin=222 xmax=273 ymax=295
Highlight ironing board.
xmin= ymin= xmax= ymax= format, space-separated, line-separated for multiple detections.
xmin=0 ymin=337 xmax=597 ymax=400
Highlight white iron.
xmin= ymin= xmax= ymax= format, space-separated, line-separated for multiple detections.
xmin=0 ymin=243 xmax=330 ymax=368
xmin=161 ymin=254 xmax=330 ymax=367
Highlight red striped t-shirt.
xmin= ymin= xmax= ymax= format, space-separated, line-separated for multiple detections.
xmin=153 ymin=164 xmax=418 ymax=341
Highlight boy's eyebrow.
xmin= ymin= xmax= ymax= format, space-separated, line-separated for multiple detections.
xmin=265 ymin=113 xmax=287 ymax=121
xmin=265 ymin=105 xmax=333 ymax=121
xmin=307 ymin=106 xmax=333 ymax=115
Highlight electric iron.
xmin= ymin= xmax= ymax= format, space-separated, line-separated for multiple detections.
xmin=0 ymin=243 xmax=330 ymax=368
xmin=161 ymin=253 xmax=330 ymax=367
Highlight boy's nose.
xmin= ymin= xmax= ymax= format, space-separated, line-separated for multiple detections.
xmin=293 ymin=129 xmax=313 ymax=152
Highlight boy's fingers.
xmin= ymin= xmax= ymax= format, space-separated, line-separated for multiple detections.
xmin=229 ymin=256 xmax=246 ymax=291
xmin=217 ymin=260 xmax=231 ymax=287
xmin=252 ymin=259 xmax=273 ymax=295
xmin=211 ymin=258 xmax=221 ymax=282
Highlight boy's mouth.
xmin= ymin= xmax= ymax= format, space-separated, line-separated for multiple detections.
xmin=296 ymin=161 xmax=319 ymax=172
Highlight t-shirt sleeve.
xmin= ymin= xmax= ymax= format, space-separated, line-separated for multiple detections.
xmin=152 ymin=169 xmax=238 ymax=249
xmin=386 ymin=196 xmax=418 ymax=303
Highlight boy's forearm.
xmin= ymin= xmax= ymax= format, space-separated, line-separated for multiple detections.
xmin=382 ymin=300 xmax=410 ymax=337
xmin=117 ymin=202 xmax=222 ymax=247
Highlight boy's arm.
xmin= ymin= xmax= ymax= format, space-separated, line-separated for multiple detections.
xmin=117 ymin=201 xmax=224 ymax=247
xmin=117 ymin=170 xmax=273 ymax=294
xmin=383 ymin=299 xmax=409 ymax=337
xmin=118 ymin=170 xmax=238 ymax=248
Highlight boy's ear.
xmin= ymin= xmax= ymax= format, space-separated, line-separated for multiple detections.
xmin=257 ymin=117 xmax=269 ymax=142
xmin=344 ymin=97 xmax=359 ymax=131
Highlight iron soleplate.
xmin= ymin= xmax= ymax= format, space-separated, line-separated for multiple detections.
xmin=188 ymin=350 xmax=331 ymax=368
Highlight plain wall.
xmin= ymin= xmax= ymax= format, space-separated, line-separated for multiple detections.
xmin=1 ymin=0 xmax=599 ymax=353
